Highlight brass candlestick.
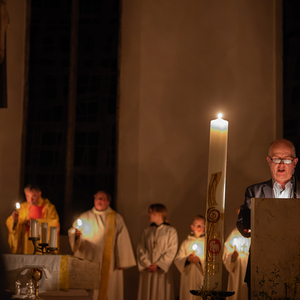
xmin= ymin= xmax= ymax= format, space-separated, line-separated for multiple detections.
xmin=32 ymin=268 xmax=44 ymax=300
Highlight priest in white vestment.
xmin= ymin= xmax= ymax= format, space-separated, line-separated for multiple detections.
xmin=223 ymin=227 xmax=250 ymax=300
xmin=174 ymin=215 xmax=205 ymax=300
xmin=68 ymin=191 xmax=136 ymax=300
xmin=137 ymin=203 xmax=178 ymax=300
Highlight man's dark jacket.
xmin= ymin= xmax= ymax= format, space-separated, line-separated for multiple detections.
xmin=237 ymin=178 xmax=300 ymax=237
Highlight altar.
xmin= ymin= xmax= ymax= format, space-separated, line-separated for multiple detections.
xmin=3 ymin=254 xmax=100 ymax=299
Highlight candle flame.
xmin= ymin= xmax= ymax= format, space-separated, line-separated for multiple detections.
xmin=16 ymin=202 xmax=20 ymax=210
xmin=75 ymin=218 xmax=93 ymax=237
xmin=190 ymin=241 xmax=204 ymax=258
xmin=230 ymin=236 xmax=250 ymax=254
xmin=217 ymin=113 xmax=223 ymax=119
xmin=76 ymin=219 xmax=83 ymax=229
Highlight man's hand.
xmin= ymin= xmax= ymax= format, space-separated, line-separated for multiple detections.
xmin=25 ymin=220 xmax=31 ymax=229
xmin=231 ymin=250 xmax=239 ymax=262
xmin=147 ymin=264 xmax=158 ymax=272
xmin=187 ymin=254 xmax=200 ymax=264
xmin=75 ymin=228 xmax=82 ymax=238
xmin=12 ymin=211 xmax=19 ymax=222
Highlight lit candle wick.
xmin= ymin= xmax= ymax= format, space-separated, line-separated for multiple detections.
xmin=16 ymin=202 xmax=20 ymax=210
xmin=217 ymin=112 xmax=223 ymax=119
xmin=192 ymin=243 xmax=197 ymax=254
xmin=76 ymin=219 xmax=83 ymax=230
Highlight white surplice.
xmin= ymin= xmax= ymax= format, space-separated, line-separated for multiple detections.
xmin=137 ymin=223 xmax=178 ymax=300
xmin=222 ymin=228 xmax=250 ymax=300
xmin=68 ymin=206 xmax=136 ymax=300
xmin=174 ymin=235 xmax=205 ymax=300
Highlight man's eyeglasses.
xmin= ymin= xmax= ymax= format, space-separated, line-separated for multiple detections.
xmin=268 ymin=156 xmax=295 ymax=164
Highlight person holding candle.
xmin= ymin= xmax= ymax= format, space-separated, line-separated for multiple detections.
xmin=174 ymin=215 xmax=205 ymax=300
xmin=5 ymin=184 xmax=60 ymax=254
xmin=237 ymin=139 xmax=300 ymax=298
xmin=68 ymin=190 xmax=136 ymax=300
xmin=223 ymin=206 xmax=250 ymax=300
xmin=136 ymin=203 xmax=178 ymax=300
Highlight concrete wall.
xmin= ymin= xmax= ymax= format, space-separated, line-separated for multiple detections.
xmin=118 ymin=0 xmax=282 ymax=298
xmin=0 ymin=0 xmax=27 ymax=252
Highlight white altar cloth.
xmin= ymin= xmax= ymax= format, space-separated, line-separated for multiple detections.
xmin=4 ymin=254 xmax=61 ymax=293
xmin=3 ymin=254 xmax=100 ymax=294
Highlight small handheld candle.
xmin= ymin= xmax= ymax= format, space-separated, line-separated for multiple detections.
xmin=76 ymin=218 xmax=83 ymax=230
xmin=192 ymin=243 xmax=198 ymax=254
xmin=15 ymin=202 xmax=20 ymax=210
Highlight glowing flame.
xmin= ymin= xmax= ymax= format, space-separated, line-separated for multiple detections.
xmin=76 ymin=219 xmax=83 ymax=229
xmin=16 ymin=202 xmax=20 ymax=210
xmin=230 ymin=236 xmax=250 ymax=254
xmin=190 ymin=241 xmax=204 ymax=258
xmin=75 ymin=218 xmax=93 ymax=238
xmin=217 ymin=112 xmax=223 ymax=119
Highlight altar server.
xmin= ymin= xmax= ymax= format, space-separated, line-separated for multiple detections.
xmin=137 ymin=203 xmax=178 ymax=300
xmin=6 ymin=184 xmax=60 ymax=254
xmin=174 ymin=215 xmax=205 ymax=300
xmin=223 ymin=207 xmax=250 ymax=300
xmin=68 ymin=190 xmax=136 ymax=300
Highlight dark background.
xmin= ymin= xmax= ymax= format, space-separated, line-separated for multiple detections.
xmin=24 ymin=0 xmax=119 ymax=233
xmin=283 ymin=0 xmax=300 ymax=168
xmin=22 ymin=1 xmax=300 ymax=234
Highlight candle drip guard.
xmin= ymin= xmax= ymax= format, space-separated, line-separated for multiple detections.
xmin=29 ymin=237 xmax=58 ymax=255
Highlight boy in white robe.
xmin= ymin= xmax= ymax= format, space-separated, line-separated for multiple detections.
xmin=174 ymin=215 xmax=205 ymax=300
xmin=223 ymin=227 xmax=250 ymax=300
xmin=137 ymin=203 xmax=178 ymax=300
xmin=68 ymin=191 xmax=136 ymax=300
xmin=223 ymin=206 xmax=250 ymax=300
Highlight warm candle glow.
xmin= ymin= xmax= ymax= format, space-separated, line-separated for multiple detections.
xmin=217 ymin=112 xmax=223 ymax=119
xmin=16 ymin=202 xmax=20 ymax=210
xmin=231 ymin=236 xmax=250 ymax=254
xmin=75 ymin=218 xmax=93 ymax=237
xmin=76 ymin=218 xmax=83 ymax=229
xmin=191 ymin=241 xmax=204 ymax=257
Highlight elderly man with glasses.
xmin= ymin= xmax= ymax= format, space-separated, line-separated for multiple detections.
xmin=236 ymin=138 xmax=299 ymax=299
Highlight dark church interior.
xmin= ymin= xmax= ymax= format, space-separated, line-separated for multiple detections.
xmin=1 ymin=1 xmax=300 ymax=299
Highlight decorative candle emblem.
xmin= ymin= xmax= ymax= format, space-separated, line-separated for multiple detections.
xmin=204 ymin=113 xmax=228 ymax=291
